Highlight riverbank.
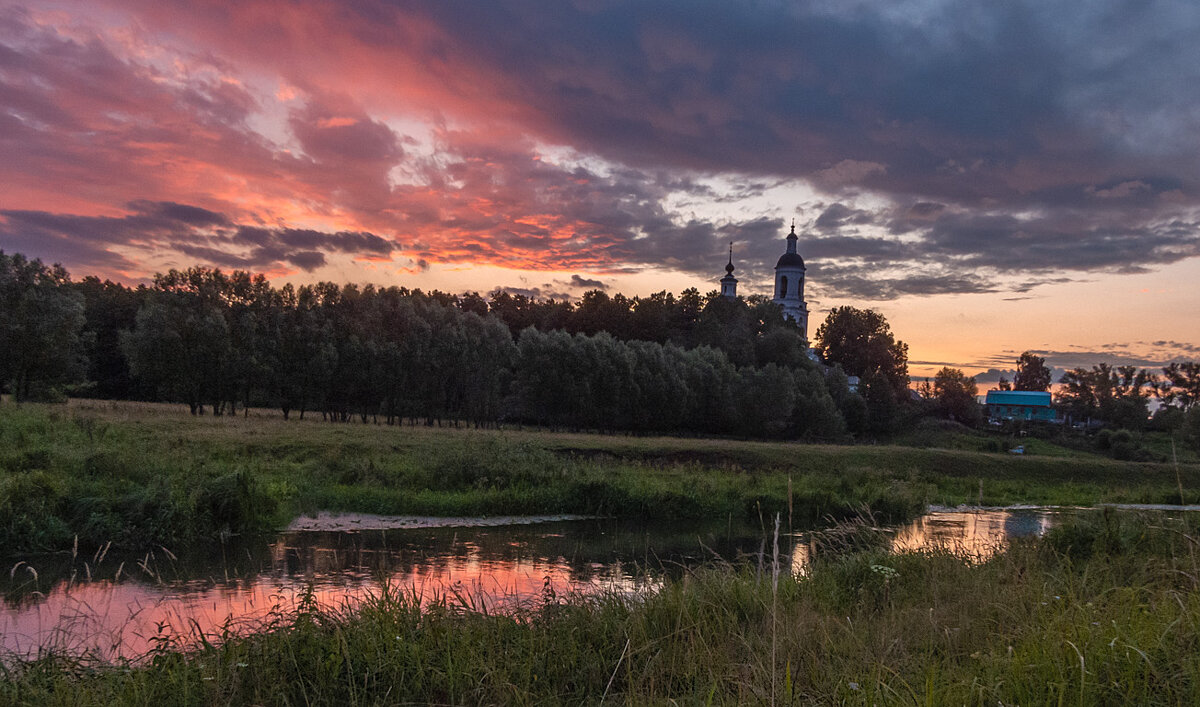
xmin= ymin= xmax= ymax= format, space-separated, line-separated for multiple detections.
xmin=3 ymin=511 xmax=1198 ymax=704
xmin=3 ymin=400 xmax=1198 ymax=555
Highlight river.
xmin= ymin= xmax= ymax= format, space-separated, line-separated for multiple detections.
xmin=1 ymin=507 xmax=1064 ymax=662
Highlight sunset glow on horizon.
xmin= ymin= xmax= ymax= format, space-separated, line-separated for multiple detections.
xmin=2 ymin=0 xmax=1198 ymax=380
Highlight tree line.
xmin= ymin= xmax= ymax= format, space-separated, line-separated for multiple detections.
xmin=912 ymin=352 xmax=1200 ymax=457
xmin=4 ymin=250 xmax=1197 ymax=445
xmin=0 ymin=252 xmax=870 ymax=438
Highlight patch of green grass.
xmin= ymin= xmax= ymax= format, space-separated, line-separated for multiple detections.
xmin=2 ymin=399 xmax=1199 ymax=556
xmin=4 ymin=512 xmax=1200 ymax=705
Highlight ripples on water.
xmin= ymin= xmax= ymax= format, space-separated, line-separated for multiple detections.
xmin=2 ymin=509 xmax=1060 ymax=662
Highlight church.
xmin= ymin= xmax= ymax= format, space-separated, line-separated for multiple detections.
xmin=718 ymin=222 xmax=810 ymax=340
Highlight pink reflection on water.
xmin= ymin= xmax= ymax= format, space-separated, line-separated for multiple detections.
xmin=1 ymin=541 xmax=646 ymax=662
xmin=3 ymin=510 xmax=1058 ymax=662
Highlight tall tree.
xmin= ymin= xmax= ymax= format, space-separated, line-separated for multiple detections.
xmin=74 ymin=276 xmax=146 ymax=399
xmin=1159 ymin=362 xmax=1200 ymax=409
xmin=933 ymin=367 xmax=981 ymax=425
xmin=1013 ymin=351 xmax=1052 ymax=391
xmin=814 ymin=306 xmax=909 ymax=397
xmin=122 ymin=268 xmax=236 ymax=414
xmin=0 ymin=252 xmax=87 ymax=400
xmin=695 ymin=295 xmax=755 ymax=367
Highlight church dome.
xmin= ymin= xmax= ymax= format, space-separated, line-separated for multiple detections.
xmin=775 ymin=252 xmax=805 ymax=269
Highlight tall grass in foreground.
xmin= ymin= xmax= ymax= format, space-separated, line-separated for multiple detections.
xmin=4 ymin=511 xmax=1200 ymax=705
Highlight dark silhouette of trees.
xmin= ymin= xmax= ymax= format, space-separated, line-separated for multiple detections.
xmin=16 ymin=249 xmax=1200 ymax=442
xmin=932 ymin=367 xmax=981 ymax=425
xmin=1159 ymin=362 xmax=1200 ymax=410
xmin=1057 ymin=364 xmax=1157 ymax=430
xmin=74 ymin=277 xmax=143 ymax=399
xmin=0 ymin=252 xmax=87 ymax=401
xmin=12 ymin=249 xmax=1198 ymax=441
xmin=1013 ymin=352 xmax=1053 ymax=392
xmin=121 ymin=269 xmax=232 ymax=415
xmin=814 ymin=307 xmax=909 ymax=393
xmin=0 ymin=251 xmax=935 ymax=441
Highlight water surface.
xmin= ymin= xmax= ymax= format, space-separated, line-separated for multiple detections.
xmin=2 ymin=508 xmax=1060 ymax=661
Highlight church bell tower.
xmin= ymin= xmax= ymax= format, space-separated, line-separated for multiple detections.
xmin=772 ymin=222 xmax=809 ymax=340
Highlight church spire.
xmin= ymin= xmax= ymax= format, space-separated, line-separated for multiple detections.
xmin=719 ymin=240 xmax=738 ymax=297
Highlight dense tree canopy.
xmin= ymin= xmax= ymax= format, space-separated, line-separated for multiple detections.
xmin=1057 ymin=364 xmax=1157 ymax=430
xmin=813 ymin=306 xmax=909 ymax=398
xmin=1159 ymin=362 xmax=1200 ymax=410
xmin=0 ymin=252 xmax=87 ymax=401
xmin=1013 ymin=352 xmax=1053 ymax=392
xmin=932 ymin=367 xmax=981 ymax=425
xmin=0 ymin=255 xmax=861 ymax=438
xmin=6 ymin=250 xmax=1195 ymax=441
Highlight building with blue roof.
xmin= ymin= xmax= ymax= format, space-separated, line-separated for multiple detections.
xmin=984 ymin=390 xmax=1056 ymax=422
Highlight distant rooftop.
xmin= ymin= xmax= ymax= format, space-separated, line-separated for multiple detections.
xmin=985 ymin=390 xmax=1053 ymax=406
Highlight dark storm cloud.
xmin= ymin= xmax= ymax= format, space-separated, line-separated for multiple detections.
xmin=0 ymin=203 xmax=396 ymax=274
xmin=814 ymin=204 xmax=876 ymax=232
xmin=6 ymin=0 xmax=1200 ymax=298
xmin=402 ymin=1 xmax=1200 ymax=200
xmin=392 ymin=0 xmax=1200 ymax=294
xmin=761 ymin=199 xmax=1200 ymax=298
xmin=569 ymin=275 xmax=608 ymax=290
xmin=128 ymin=201 xmax=232 ymax=228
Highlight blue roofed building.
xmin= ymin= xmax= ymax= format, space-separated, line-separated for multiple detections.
xmin=984 ymin=390 xmax=1056 ymax=422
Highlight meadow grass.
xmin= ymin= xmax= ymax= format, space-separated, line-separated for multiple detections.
xmin=3 ymin=398 xmax=1199 ymax=555
xmin=3 ymin=511 xmax=1199 ymax=705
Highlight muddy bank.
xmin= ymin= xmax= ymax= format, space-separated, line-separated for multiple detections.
xmin=285 ymin=511 xmax=600 ymax=532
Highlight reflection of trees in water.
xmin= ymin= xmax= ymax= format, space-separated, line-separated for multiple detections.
xmin=2 ymin=541 xmax=284 ymax=609
xmin=3 ymin=512 xmax=1066 ymax=610
xmin=0 ymin=510 xmax=1071 ymax=661
xmin=2 ymin=512 xmax=1064 ymax=611
xmin=269 ymin=518 xmax=769 ymax=584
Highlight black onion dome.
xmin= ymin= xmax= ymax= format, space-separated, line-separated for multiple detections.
xmin=775 ymin=252 xmax=805 ymax=269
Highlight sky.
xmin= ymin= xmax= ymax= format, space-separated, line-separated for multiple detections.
xmin=1 ymin=0 xmax=1198 ymax=380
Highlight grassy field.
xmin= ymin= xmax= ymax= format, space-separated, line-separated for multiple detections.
xmin=4 ymin=511 xmax=1200 ymax=704
xmin=2 ymin=399 xmax=1199 ymax=555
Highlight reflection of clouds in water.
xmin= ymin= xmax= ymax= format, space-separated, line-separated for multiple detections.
xmin=1 ymin=546 xmax=649 ymax=663
xmin=3 ymin=511 xmax=1058 ymax=662
xmin=891 ymin=510 xmax=1055 ymax=561
xmin=786 ymin=510 xmax=1056 ymax=575
xmin=789 ymin=541 xmax=816 ymax=578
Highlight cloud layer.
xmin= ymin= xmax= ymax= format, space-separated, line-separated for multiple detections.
xmin=1 ymin=1 xmax=1199 ymax=301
